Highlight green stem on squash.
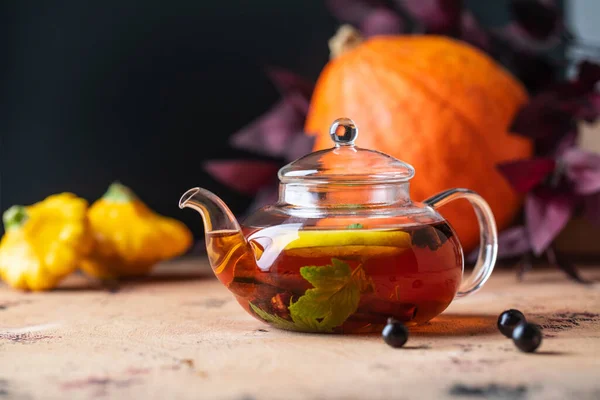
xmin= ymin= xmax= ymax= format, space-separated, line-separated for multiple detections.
xmin=3 ymin=205 xmax=29 ymax=231
xmin=103 ymin=182 xmax=138 ymax=203
xmin=329 ymin=24 xmax=364 ymax=59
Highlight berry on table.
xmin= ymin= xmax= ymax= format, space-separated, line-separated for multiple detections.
xmin=512 ymin=322 xmax=543 ymax=353
xmin=497 ymin=309 xmax=526 ymax=338
xmin=382 ymin=317 xmax=409 ymax=348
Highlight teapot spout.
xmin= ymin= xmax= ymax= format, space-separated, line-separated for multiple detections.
xmin=179 ymin=187 xmax=242 ymax=235
xmin=179 ymin=188 xmax=260 ymax=286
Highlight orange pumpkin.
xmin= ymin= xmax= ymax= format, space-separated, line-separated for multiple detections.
xmin=305 ymin=25 xmax=533 ymax=253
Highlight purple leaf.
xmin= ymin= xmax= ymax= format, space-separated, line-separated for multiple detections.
xmin=553 ymin=131 xmax=577 ymax=157
xmin=581 ymin=92 xmax=600 ymax=122
xmin=583 ymin=192 xmax=600 ymax=226
xmin=553 ymin=60 xmax=600 ymax=98
xmin=265 ymin=67 xmax=314 ymax=107
xmin=562 ymin=148 xmax=600 ymax=195
xmin=497 ymin=226 xmax=532 ymax=259
xmin=510 ymin=96 xmax=548 ymax=139
xmin=396 ymin=0 xmax=463 ymax=35
xmin=460 ymin=11 xmax=489 ymax=50
xmin=490 ymin=22 xmax=562 ymax=54
xmin=510 ymin=91 xmax=574 ymax=152
xmin=516 ymin=253 xmax=533 ymax=281
xmin=229 ymin=95 xmax=308 ymax=158
xmin=562 ymin=92 xmax=600 ymax=123
xmin=497 ymin=158 xmax=556 ymax=193
xmin=577 ymin=60 xmax=600 ymax=88
xmin=245 ymin=185 xmax=280 ymax=215
xmin=283 ymin=131 xmax=316 ymax=162
xmin=525 ymin=189 xmax=574 ymax=255
xmin=545 ymin=246 xmax=593 ymax=284
xmin=360 ymin=8 xmax=404 ymax=37
xmin=326 ymin=0 xmax=383 ymax=25
xmin=509 ymin=51 xmax=559 ymax=94
xmin=509 ymin=0 xmax=561 ymax=41
xmin=203 ymin=160 xmax=279 ymax=196
xmin=467 ymin=225 xmax=531 ymax=263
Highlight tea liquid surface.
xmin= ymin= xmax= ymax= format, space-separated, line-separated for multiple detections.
xmin=206 ymin=222 xmax=463 ymax=333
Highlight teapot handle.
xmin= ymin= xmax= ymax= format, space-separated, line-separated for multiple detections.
xmin=424 ymin=188 xmax=498 ymax=298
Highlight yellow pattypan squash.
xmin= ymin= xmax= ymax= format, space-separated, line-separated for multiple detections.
xmin=80 ymin=182 xmax=193 ymax=279
xmin=0 ymin=193 xmax=93 ymax=291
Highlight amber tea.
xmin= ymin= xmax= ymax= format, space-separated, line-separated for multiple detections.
xmin=205 ymin=222 xmax=463 ymax=334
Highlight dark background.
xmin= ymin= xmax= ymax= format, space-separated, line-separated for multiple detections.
xmin=0 ymin=1 xmax=555 ymax=239
xmin=1 ymin=1 xmax=341 ymax=238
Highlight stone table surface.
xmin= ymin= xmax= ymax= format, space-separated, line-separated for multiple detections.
xmin=0 ymin=257 xmax=599 ymax=400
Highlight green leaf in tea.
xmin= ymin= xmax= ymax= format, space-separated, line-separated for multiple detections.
xmin=249 ymin=303 xmax=299 ymax=331
xmin=249 ymin=259 xmax=366 ymax=332
xmin=288 ymin=258 xmax=361 ymax=333
xmin=347 ymin=223 xmax=364 ymax=229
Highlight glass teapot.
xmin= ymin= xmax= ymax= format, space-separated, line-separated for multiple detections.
xmin=179 ymin=118 xmax=497 ymax=334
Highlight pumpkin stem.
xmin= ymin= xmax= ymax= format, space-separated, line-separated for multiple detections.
xmin=103 ymin=181 xmax=138 ymax=203
xmin=329 ymin=25 xmax=364 ymax=59
xmin=3 ymin=205 xmax=29 ymax=231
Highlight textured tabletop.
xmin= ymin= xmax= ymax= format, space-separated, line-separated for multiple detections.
xmin=0 ymin=258 xmax=599 ymax=400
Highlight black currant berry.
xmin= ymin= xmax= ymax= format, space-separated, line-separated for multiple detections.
xmin=382 ymin=318 xmax=409 ymax=348
xmin=497 ymin=309 xmax=526 ymax=338
xmin=512 ymin=322 xmax=542 ymax=353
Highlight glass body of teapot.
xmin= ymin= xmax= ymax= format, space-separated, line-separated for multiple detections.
xmin=180 ymin=118 xmax=497 ymax=334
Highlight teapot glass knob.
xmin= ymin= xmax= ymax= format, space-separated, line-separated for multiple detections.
xmin=330 ymin=118 xmax=358 ymax=147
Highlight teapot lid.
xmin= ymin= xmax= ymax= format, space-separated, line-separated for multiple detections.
xmin=279 ymin=118 xmax=415 ymax=184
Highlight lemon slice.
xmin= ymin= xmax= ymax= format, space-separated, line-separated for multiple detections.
xmin=282 ymin=229 xmax=412 ymax=259
xmin=284 ymin=229 xmax=411 ymax=249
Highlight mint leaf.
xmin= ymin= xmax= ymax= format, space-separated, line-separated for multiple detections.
xmin=347 ymin=223 xmax=363 ymax=229
xmin=249 ymin=259 xmax=366 ymax=333
xmin=288 ymin=258 xmax=361 ymax=333
xmin=249 ymin=303 xmax=299 ymax=331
